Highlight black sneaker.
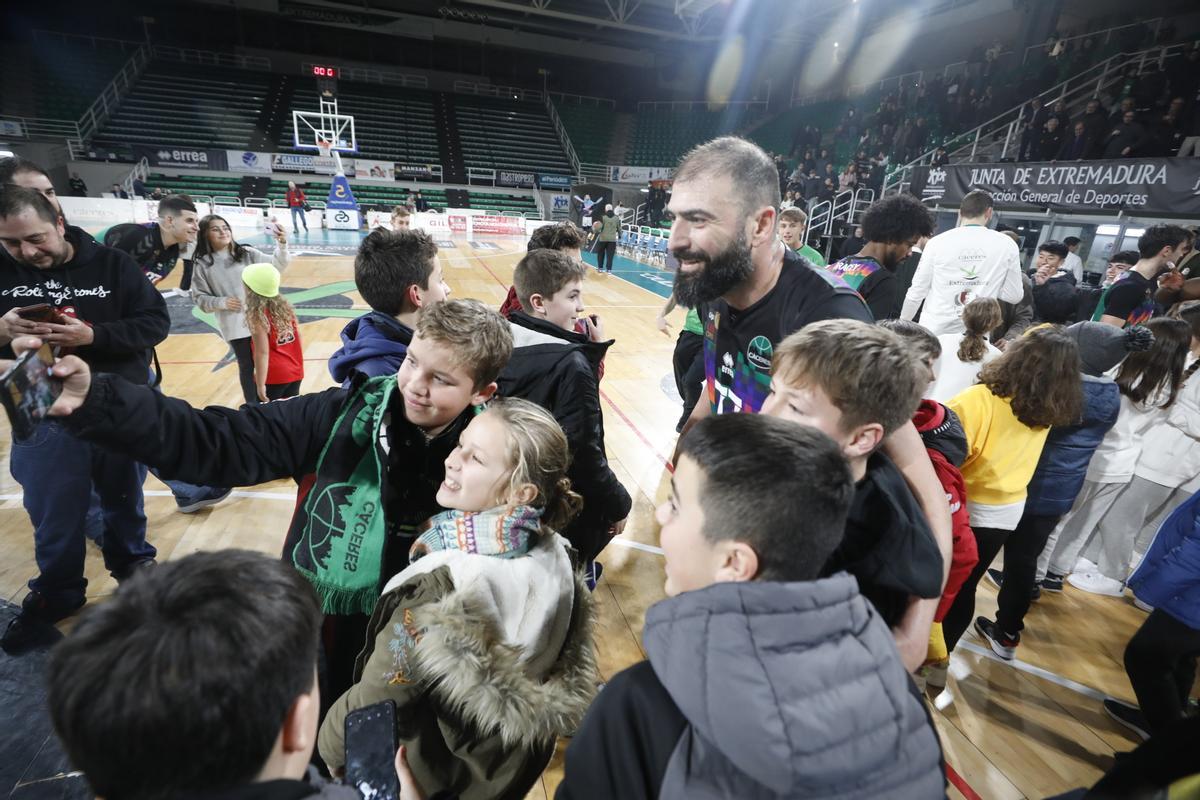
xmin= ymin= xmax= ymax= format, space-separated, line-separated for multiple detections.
xmin=985 ymin=568 xmax=1041 ymax=600
xmin=974 ymin=616 xmax=1020 ymax=660
xmin=1103 ymin=699 xmax=1151 ymax=741
xmin=1041 ymin=572 xmax=1065 ymax=593
xmin=112 ymin=558 xmax=157 ymax=584
xmin=0 ymin=592 xmax=84 ymax=655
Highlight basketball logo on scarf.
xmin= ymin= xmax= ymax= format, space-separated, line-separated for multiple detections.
xmin=303 ymin=482 xmax=374 ymax=572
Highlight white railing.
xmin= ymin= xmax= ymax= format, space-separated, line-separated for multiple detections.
xmin=533 ymin=192 xmax=547 ymax=219
xmin=883 ymin=43 xmax=1191 ymax=195
xmin=303 ymin=63 xmax=428 ymax=89
xmin=454 ymin=81 xmax=542 ymax=102
xmin=244 ymin=197 xmax=273 ymax=208
xmin=212 ymin=195 xmax=242 ymax=205
xmin=545 ymin=97 xmax=582 ymax=177
xmin=467 ymin=167 xmax=497 ymax=186
xmin=1021 ymin=18 xmax=1163 ymax=64
xmin=579 ymin=162 xmax=611 ymax=181
xmin=635 ymin=99 xmax=768 ymax=112
xmin=547 ymin=91 xmax=616 ymax=110
xmin=120 ymin=157 xmax=151 ymax=196
xmin=153 ymin=45 xmax=270 ymax=71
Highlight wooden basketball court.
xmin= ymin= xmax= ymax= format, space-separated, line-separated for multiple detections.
xmin=0 ymin=232 xmax=1159 ymax=798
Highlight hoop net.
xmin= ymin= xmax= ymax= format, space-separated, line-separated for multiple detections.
xmin=316 ymin=139 xmax=345 ymax=176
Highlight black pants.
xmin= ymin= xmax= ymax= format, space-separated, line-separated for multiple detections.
xmin=995 ymin=512 xmax=1061 ymax=634
xmin=1125 ymin=609 xmax=1200 ymax=736
xmin=672 ymin=330 xmax=705 ymax=429
xmin=179 ymin=259 xmax=194 ymax=292
xmin=228 ymin=337 xmax=259 ymax=406
xmin=266 ymin=380 xmax=301 ymax=401
xmin=944 ymin=525 xmax=1009 ymax=652
xmin=596 ymin=240 xmax=616 ymax=272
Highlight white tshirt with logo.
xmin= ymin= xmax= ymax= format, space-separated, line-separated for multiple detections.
xmin=900 ymin=224 xmax=1024 ymax=335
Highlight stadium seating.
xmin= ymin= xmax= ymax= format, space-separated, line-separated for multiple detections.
xmin=554 ymin=104 xmax=616 ymax=164
xmin=144 ymin=173 xmax=242 ymax=199
xmin=93 ymin=62 xmax=271 ymax=150
xmin=263 ymin=179 xmax=450 ymax=211
xmin=623 ymin=108 xmax=761 ymax=166
xmin=465 ymin=192 xmax=538 ymax=216
xmin=454 ymin=97 xmax=572 ymax=175
xmin=0 ymin=40 xmax=131 ymax=120
xmin=276 ymin=83 xmax=442 ymax=166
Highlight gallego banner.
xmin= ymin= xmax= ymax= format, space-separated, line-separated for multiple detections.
xmin=909 ymin=158 xmax=1200 ymax=216
xmin=134 ymin=146 xmax=227 ymax=171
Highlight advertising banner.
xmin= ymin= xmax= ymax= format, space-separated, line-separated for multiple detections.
xmin=470 ymin=214 xmax=526 ymax=236
xmin=550 ymin=194 xmax=571 ymax=215
xmin=497 ymin=170 xmax=536 ymax=189
xmin=134 ymin=146 xmax=227 ymax=171
xmin=538 ymin=174 xmax=574 ymax=190
xmin=608 ymin=165 xmax=673 ymax=184
xmin=325 ymin=207 xmax=360 ymax=230
xmin=226 ymin=150 xmax=273 ymax=175
xmin=214 ymin=204 xmax=265 ymax=230
xmin=356 ymin=159 xmax=396 ymax=182
xmin=271 ymin=152 xmax=344 ymax=175
xmin=909 ymin=158 xmax=1200 ymax=216
xmin=326 ymin=175 xmax=359 ymax=210
xmin=397 ymin=164 xmax=434 ymax=179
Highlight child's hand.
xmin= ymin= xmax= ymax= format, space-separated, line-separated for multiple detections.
xmin=395 ymin=745 xmax=426 ymax=800
xmin=655 ymin=314 xmax=671 ymax=335
xmin=225 ymin=297 xmax=243 ymax=312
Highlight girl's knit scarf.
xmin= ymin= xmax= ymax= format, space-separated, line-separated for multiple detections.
xmin=409 ymin=505 xmax=542 ymax=563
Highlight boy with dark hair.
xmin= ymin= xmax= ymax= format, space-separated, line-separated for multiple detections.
xmin=6 ymin=298 xmax=513 ymax=696
xmin=826 ymin=194 xmax=935 ymax=320
xmin=1095 ymin=224 xmax=1190 ymax=327
xmin=45 ymin=549 xmax=359 ymax=800
xmin=499 ymin=248 xmax=631 ymax=569
xmin=558 ymin=414 xmax=945 ymax=799
xmin=328 ymin=228 xmax=450 ymax=386
xmin=100 ymin=194 xmax=199 ymax=285
xmin=1031 ymin=240 xmax=1081 ymax=323
xmin=498 ymin=222 xmax=589 ymax=321
xmin=762 ymin=319 xmax=946 ymax=657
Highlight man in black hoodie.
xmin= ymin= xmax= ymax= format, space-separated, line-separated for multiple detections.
xmin=497 ymin=249 xmax=631 ymax=574
xmin=0 ymin=185 xmax=169 ymax=651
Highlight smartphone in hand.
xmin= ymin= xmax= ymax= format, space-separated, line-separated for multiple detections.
xmin=344 ymin=701 xmax=400 ymax=800
xmin=16 ymin=304 xmax=66 ymax=324
xmin=0 ymin=344 xmax=62 ymax=440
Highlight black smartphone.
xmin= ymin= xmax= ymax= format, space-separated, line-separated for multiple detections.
xmin=0 ymin=345 xmax=62 ymax=440
xmin=344 ymin=701 xmax=400 ymax=800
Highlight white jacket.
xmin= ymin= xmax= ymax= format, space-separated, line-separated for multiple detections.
xmin=901 ymin=225 xmax=1024 ymax=335
xmin=1135 ymin=358 xmax=1200 ymax=491
xmin=1086 ymin=392 xmax=1167 ymax=484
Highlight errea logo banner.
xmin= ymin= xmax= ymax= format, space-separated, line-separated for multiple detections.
xmin=134 ymin=146 xmax=228 ymax=171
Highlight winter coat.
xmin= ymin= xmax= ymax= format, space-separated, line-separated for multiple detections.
xmin=914 ymin=400 xmax=978 ymax=621
xmin=191 ymin=767 xmax=360 ymax=800
xmin=1025 ymin=375 xmax=1121 ymax=516
xmin=1135 ymin=359 xmax=1200 ymax=493
xmin=1128 ymin=490 xmax=1200 ymax=630
xmin=319 ymin=534 xmax=597 ymax=800
xmin=497 ymin=312 xmax=631 ymax=562
xmin=0 ymin=226 xmax=169 ymax=384
xmin=191 ymin=244 xmax=289 ymax=342
xmin=327 ymin=311 xmax=413 ymax=386
xmin=556 ymin=577 xmax=946 ymax=799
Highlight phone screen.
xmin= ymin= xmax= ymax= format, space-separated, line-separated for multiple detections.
xmin=344 ymin=701 xmax=400 ymax=800
xmin=0 ymin=345 xmax=62 ymax=440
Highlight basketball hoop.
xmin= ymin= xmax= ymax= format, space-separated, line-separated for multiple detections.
xmin=316 ymin=138 xmax=345 ymax=176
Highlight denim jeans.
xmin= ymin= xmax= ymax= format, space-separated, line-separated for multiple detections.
xmin=291 ymin=206 xmax=308 ymax=231
xmin=10 ymin=420 xmax=155 ymax=609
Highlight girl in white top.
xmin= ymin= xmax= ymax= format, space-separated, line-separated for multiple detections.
xmin=1039 ymin=317 xmax=1192 ymax=594
xmin=929 ymin=297 xmax=1003 ymax=403
xmin=190 ymin=214 xmax=290 ymax=405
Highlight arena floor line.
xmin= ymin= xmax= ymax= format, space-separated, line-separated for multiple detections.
xmin=0 ymin=231 xmax=1175 ymax=798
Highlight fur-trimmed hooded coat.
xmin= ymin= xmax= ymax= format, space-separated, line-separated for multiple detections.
xmin=318 ymin=530 xmax=597 ymax=800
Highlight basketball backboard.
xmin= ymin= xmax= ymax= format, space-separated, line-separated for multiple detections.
xmin=293 ymin=74 xmax=357 ymax=153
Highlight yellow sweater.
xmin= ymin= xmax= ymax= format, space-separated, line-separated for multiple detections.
xmin=947 ymin=384 xmax=1050 ymax=506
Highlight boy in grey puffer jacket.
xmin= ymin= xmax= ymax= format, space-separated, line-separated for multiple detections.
xmin=558 ymin=415 xmax=946 ymax=800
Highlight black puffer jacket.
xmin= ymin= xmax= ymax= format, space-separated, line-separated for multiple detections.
xmin=497 ymin=312 xmax=632 ymax=562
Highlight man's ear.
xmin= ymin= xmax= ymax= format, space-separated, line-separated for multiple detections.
xmin=406 ymin=284 xmax=423 ymax=309
xmin=715 ymin=540 xmax=760 ymax=584
xmin=751 ymin=206 xmax=777 ymax=248
xmin=471 ymin=381 xmax=498 ymax=406
xmin=845 ymin=422 xmax=885 ymax=461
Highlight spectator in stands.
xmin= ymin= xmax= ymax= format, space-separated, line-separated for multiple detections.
xmin=149 ymin=187 xmax=164 ymax=202
xmin=1063 ymin=236 xmax=1084 ymax=283
xmin=1037 ymin=116 xmax=1066 ymax=161
xmin=1109 ymin=96 xmax=1137 ymax=127
xmin=285 ymin=181 xmax=308 ymax=235
xmin=131 ymin=176 xmax=146 ymax=198
xmin=110 ymin=183 xmax=129 ymax=199
xmin=68 ymin=173 xmax=86 ymax=197
xmin=1058 ymin=121 xmax=1095 ymax=161
xmin=900 ymin=189 xmax=1024 ymax=335
xmin=0 ymin=186 xmax=167 ymax=652
xmin=328 ymin=228 xmax=449 ymax=386
xmin=1047 ymin=99 xmax=1069 ymax=129
xmin=840 ymin=224 xmax=865 ymax=260
xmin=557 ymin=414 xmax=945 ymax=800
xmin=1019 ymin=97 xmax=1050 ymax=161
xmin=498 ymin=249 xmax=630 ymax=573
xmin=413 ymin=189 xmax=429 ymax=212
xmin=816 ymin=147 xmax=833 ymax=175
xmin=777 ymin=208 xmax=825 ymax=267
xmin=826 ymin=194 xmax=935 ymax=320
xmin=931 ymin=146 xmax=949 ymax=167
xmin=1081 ymin=98 xmax=1109 ymax=151
xmin=390 ymin=206 xmax=411 ymax=231
xmin=803 ymin=168 xmax=823 ymax=201
xmin=45 ymin=550 xmax=367 ymax=800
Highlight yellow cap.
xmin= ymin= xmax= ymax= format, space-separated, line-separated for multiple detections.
xmin=241 ymin=262 xmax=281 ymax=298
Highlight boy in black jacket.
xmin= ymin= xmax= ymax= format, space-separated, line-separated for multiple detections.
xmin=498 ymin=249 xmax=632 ymax=572
xmin=762 ymin=319 xmax=946 ymax=669
xmin=0 ymin=185 xmax=169 ymax=651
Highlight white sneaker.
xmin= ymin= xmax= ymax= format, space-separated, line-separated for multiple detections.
xmin=1067 ymin=571 xmax=1125 ymax=597
xmin=1132 ymin=596 xmax=1154 ymax=613
xmin=1074 ymin=556 xmax=1098 ymax=573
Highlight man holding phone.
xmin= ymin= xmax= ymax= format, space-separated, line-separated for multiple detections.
xmin=0 ymin=185 xmax=169 ymax=652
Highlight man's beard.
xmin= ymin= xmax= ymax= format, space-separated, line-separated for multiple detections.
xmin=672 ymin=233 xmax=754 ymax=307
